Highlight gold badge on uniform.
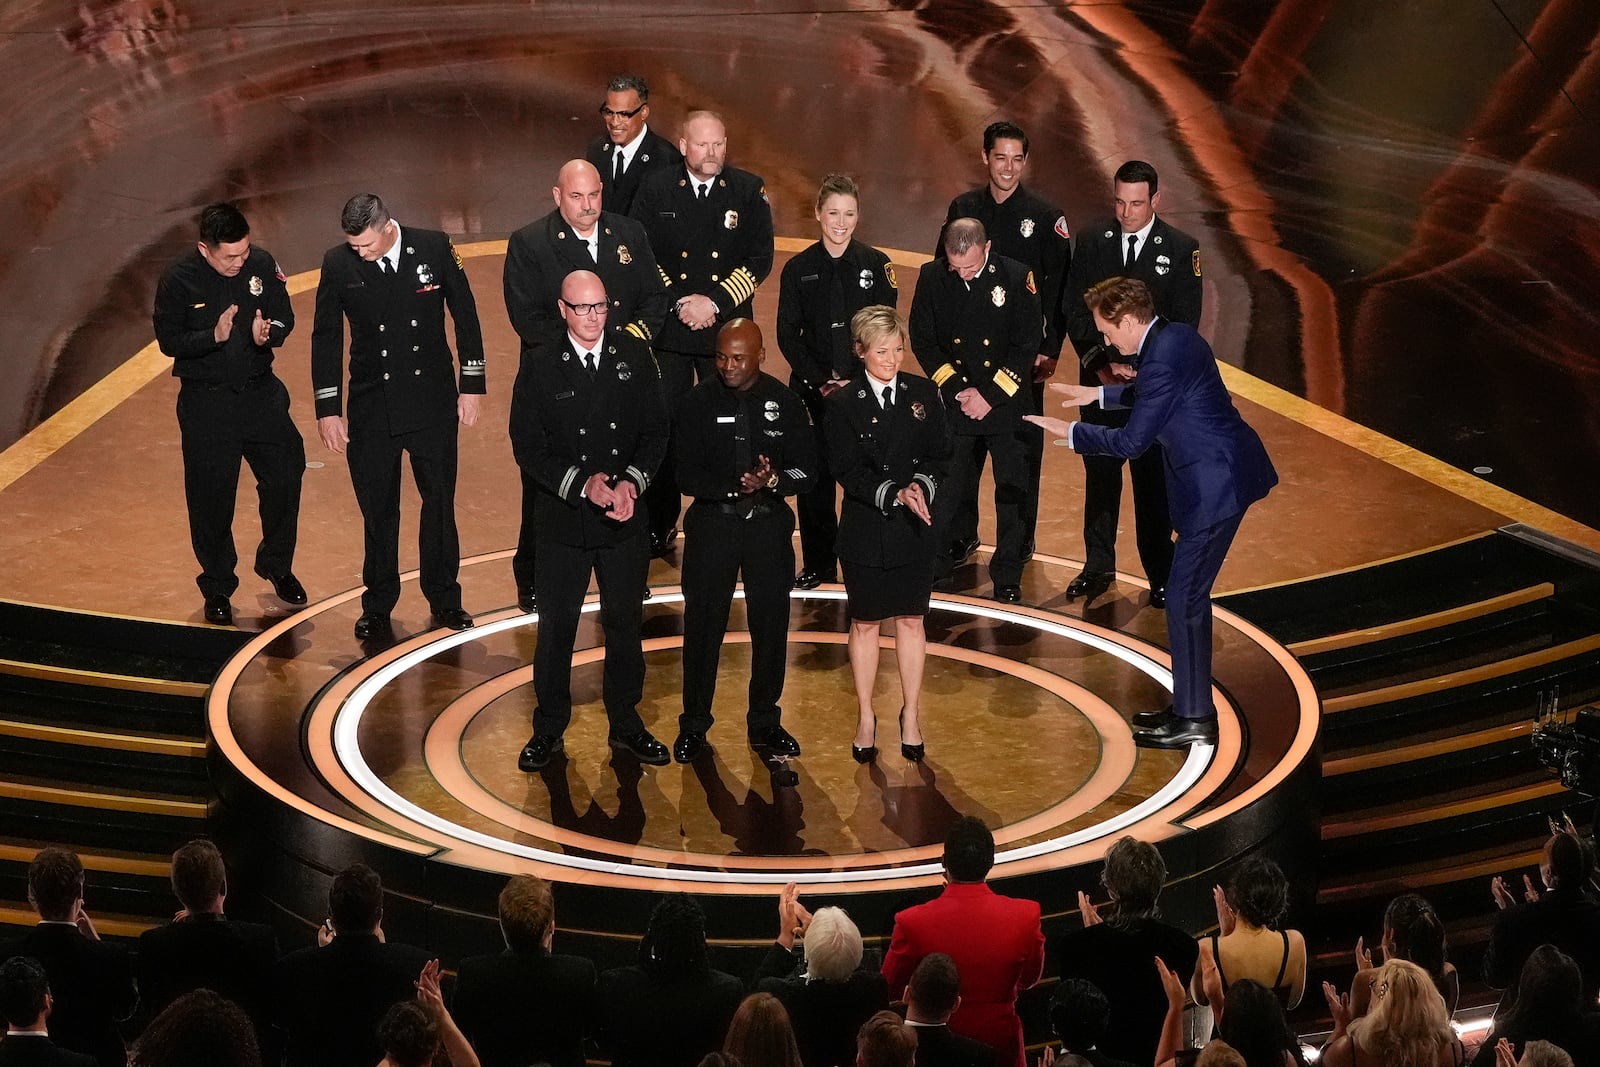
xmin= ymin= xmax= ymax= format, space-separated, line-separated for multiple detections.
xmin=724 ymin=210 xmax=739 ymax=230
xmin=248 ymin=276 xmax=263 ymax=297
xmin=991 ymin=285 xmax=1006 ymax=307
xmin=885 ymin=263 xmax=898 ymax=289
xmin=1192 ymin=249 xmax=1203 ymax=277
xmin=1019 ymin=218 xmax=1034 ymax=237
xmin=911 ymin=401 xmax=926 ymax=421
xmin=618 ymin=244 xmax=633 ymax=265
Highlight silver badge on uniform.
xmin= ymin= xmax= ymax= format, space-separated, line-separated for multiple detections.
xmin=1104 ymin=230 xmax=1114 ymax=239
xmin=1153 ymin=235 xmax=1164 ymax=245
xmin=641 ymin=153 xmax=651 ymax=163
xmin=1155 ymin=265 xmax=1170 ymax=275
xmin=616 ymin=361 xmax=631 ymax=381
xmin=416 ymin=263 xmax=434 ymax=285
xmin=859 ymin=268 xmax=874 ymax=290
xmin=248 ymin=276 xmax=263 ymax=296
xmin=991 ymin=285 xmax=1006 ymax=307
xmin=1156 ymin=255 xmax=1170 ymax=265
xmin=724 ymin=210 xmax=739 ymax=230
xmin=1019 ymin=218 xmax=1035 ymax=237
xmin=763 ymin=400 xmax=780 ymax=422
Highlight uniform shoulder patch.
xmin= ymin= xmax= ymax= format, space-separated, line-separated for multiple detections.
xmin=450 ymin=242 xmax=464 ymax=270
xmin=273 ymin=260 xmax=286 ymax=281
xmin=1192 ymin=249 xmax=1202 ymax=277
xmin=759 ymin=185 xmax=769 ymax=203
xmin=1054 ymin=216 xmax=1070 ymax=239
xmin=1024 ymin=270 xmax=1037 ymax=295
xmin=885 ymin=262 xmax=898 ymax=289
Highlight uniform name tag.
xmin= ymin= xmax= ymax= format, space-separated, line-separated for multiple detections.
xmin=716 ymin=416 xmax=736 ymax=423
xmin=555 ymin=390 xmax=575 ymax=400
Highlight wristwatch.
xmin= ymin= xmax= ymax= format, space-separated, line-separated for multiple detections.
xmin=765 ymin=472 xmax=779 ymax=489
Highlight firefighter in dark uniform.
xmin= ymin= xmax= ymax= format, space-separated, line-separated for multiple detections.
xmin=776 ymin=173 xmax=897 ymax=591
xmin=504 ymin=158 xmax=670 ymax=611
xmin=910 ymin=218 xmax=1042 ymax=604
xmin=583 ymin=73 xmax=683 ymax=217
xmin=511 ymin=270 xmax=670 ymax=772
xmin=311 ymin=193 xmax=485 ymax=641
xmin=630 ymin=109 xmax=775 ymax=558
xmin=671 ymin=319 xmax=815 ymax=765
xmin=1060 ymin=159 xmax=1200 ymax=608
xmin=153 ymin=202 xmax=306 ymax=626
xmin=936 ymin=121 xmax=1072 ymax=564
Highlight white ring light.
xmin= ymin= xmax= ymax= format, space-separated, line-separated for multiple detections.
xmin=330 ymin=590 xmax=1213 ymax=884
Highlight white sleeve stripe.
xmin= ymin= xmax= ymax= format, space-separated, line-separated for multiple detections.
xmin=558 ymin=466 xmax=578 ymax=499
xmin=314 ymin=387 xmax=339 ymax=399
xmin=626 ymin=465 xmax=649 ymax=491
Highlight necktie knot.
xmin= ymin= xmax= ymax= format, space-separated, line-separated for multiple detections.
xmin=1125 ymin=234 xmax=1138 ymax=269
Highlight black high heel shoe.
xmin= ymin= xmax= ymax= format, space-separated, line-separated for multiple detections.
xmin=852 ymin=720 xmax=878 ymax=764
xmin=898 ymin=708 xmax=924 ymax=763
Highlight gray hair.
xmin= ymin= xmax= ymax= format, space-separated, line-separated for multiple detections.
xmin=340 ymin=193 xmax=391 ymax=237
xmin=803 ymin=906 xmax=864 ymax=982
xmin=942 ymin=217 xmax=987 ymax=257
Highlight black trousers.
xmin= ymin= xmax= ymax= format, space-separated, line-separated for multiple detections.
xmin=950 ymin=380 xmax=1047 ymax=554
xmin=345 ymin=403 xmax=461 ymax=615
xmin=792 ymin=383 xmax=838 ymax=576
xmin=532 ymin=533 xmax=650 ymax=738
xmin=1080 ymin=445 xmax=1174 ymax=587
xmin=679 ymin=504 xmax=795 ymax=736
xmin=512 ymin=467 xmax=540 ymax=590
xmin=176 ymin=375 xmax=304 ymax=599
xmin=936 ymin=427 xmax=1031 ymax=586
xmin=645 ymin=350 xmax=713 ymax=545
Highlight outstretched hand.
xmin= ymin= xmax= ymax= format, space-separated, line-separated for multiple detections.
xmin=1023 ymin=414 xmax=1074 ymax=438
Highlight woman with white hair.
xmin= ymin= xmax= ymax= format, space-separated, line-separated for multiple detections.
xmin=754 ymin=882 xmax=888 ymax=1067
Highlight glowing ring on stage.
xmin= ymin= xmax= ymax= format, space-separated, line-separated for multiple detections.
xmin=326 ymin=588 xmax=1220 ymax=884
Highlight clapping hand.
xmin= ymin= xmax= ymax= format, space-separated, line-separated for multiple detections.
xmin=1322 ymin=980 xmax=1352 ymax=1033
xmin=1355 ymin=935 xmax=1373 ymax=972
xmin=740 ymin=455 xmax=774 ymax=494
xmin=1077 ymin=890 xmax=1103 ymax=927
xmin=251 ymin=308 xmax=271 ymax=345
xmin=1155 ymin=955 xmax=1186 ymax=1009
xmin=1214 ymin=885 xmax=1236 ymax=936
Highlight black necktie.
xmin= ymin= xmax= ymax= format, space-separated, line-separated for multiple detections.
xmin=583 ymin=351 xmax=596 ymax=376
xmin=881 ymin=384 xmax=894 ymax=410
xmin=379 ymin=259 xmax=392 ymax=274
xmin=613 ymin=150 xmax=624 ymax=182
xmin=1125 ymin=234 xmax=1138 ymax=269
xmin=695 ymin=183 xmax=706 ymax=201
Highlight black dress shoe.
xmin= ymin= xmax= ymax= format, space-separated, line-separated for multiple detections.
xmin=1148 ymin=586 xmax=1167 ymax=609
xmin=673 ymin=731 xmax=708 ymax=763
xmin=852 ymin=742 xmax=878 ymax=764
xmin=354 ymin=612 xmax=392 ymax=641
xmin=650 ymin=527 xmax=678 ymax=558
xmin=432 ymin=607 xmax=474 ymax=631
xmin=750 ymin=725 xmax=801 ymax=758
xmin=609 ymin=729 xmax=670 ymax=766
xmin=1066 ymin=571 xmax=1114 ymax=601
xmin=949 ymin=537 xmax=980 ymax=564
xmin=517 ymin=586 xmax=537 ymax=612
xmin=1133 ymin=716 xmax=1218 ymax=749
xmin=256 ymin=569 xmax=307 ymax=606
xmin=994 ymin=584 xmax=1022 ymax=604
xmin=517 ymin=733 xmax=564 ymax=771
xmin=203 ymin=595 xmax=233 ymax=625
xmin=898 ymin=708 xmax=924 ymax=763
xmin=1132 ymin=705 xmax=1177 ymax=730
xmin=794 ymin=569 xmax=834 ymax=590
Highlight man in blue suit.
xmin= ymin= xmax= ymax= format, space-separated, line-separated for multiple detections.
xmin=1028 ymin=277 xmax=1276 ymax=747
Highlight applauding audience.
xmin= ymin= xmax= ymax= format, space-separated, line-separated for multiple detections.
xmin=1470 ymin=946 xmax=1600 ymax=1067
xmin=1192 ymin=857 xmax=1306 ymax=1018
xmin=1321 ymin=959 xmax=1462 ymax=1067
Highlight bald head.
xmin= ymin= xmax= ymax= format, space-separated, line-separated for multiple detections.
xmin=715 ymin=318 xmax=764 ymax=392
xmin=559 ymin=269 xmax=608 ymax=348
xmin=553 ymin=159 xmax=603 ymax=236
xmin=680 ymin=111 xmax=727 ymax=183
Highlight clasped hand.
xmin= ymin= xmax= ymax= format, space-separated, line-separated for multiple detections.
xmin=584 ymin=472 xmax=637 ymax=522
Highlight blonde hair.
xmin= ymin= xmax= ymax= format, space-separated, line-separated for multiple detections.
xmin=851 ymin=305 xmax=906 ymax=358
xmin=1348 ymin=959 xmax=1453 ymax=1067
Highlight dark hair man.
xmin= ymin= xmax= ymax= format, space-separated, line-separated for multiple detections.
xmin=152 ymin=201 xmax=306 ymax=625
xmin=902 ymin=954 xmax=994 ymax=1067
xmin=583 ymin=74 xmax=683 ymax=216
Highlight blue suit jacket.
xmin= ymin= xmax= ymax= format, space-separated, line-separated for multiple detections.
xmin=1071 ymin=320 xmax=1276 ymax=535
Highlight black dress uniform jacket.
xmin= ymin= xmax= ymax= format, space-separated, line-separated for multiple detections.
xmin=503 ymin=208 xmax=669 ymax=352
xmin=826 ymin=374 xmax=952 ymax=569
xmin=675 ymin=372 xmax=816 ymax=506
xmin=0 ymin=926 xmax=134 ymax=1067
xmin=311 ymin=227 xmax=486 ymax=435
xmin=585 ymin=128 xmax=683 ymax=217
xmin=1064 ymin=215 xmax=1201 ymax=392
xmin=938 ymin=184 xmax=1072 ymax=358
xmin=153 ymin=246 xmax=293 ymax=380
xmin=630 ymin=164 xmax=775 ymax=356
xmin=509 ymin=331 xmax=668 ymax=548
xmin=909 ymin=254 xmax=1043 ymax=434
xmin=776 ymin=239 xmax=898 ymax=387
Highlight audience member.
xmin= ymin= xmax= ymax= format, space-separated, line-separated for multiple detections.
xmin=452 ymin=874 xmax=594 ymax=1067
xmin=1321 ymin=959 xmax=1462 ymax=1067
xmin=273 ymin=862 xmax=432 ymax=1067
xmin=1484 ymin=833 xmax=1600 ymax=1002
xmin=595 ymin=894 xmax=744 ymax=1067
xmin=1349 ymin=893 xmax=1458 ymax=1019
xmin=1 ymin=849 xmax=134 ymax=1067
xmin=882 ymin=818 xmax=1043 ymax=1067
xmin=1056 ymin=836 xmax=1199 ymax=1067
xmin=901 ymin=954 xmax=993 ymax=1067
xmin=1501 ymin=1040 xmax=1576 ymax=1067
xmin=1193 ymin=1043 xmax=1248 ymax=1067
xmin=1209 ymin=979 xmax=1305 ymax=1067
xmin=857 ymin=1011 xmax=917 ymax=1067
xmin=127 ymin=990 xmax=259 ymax=1067
xmin=135 ymin=840 xmax=277 ymax=1042
xmin=722 ymin=993 xmax=802 ymax=1067
xmin=378 ymin=960 xmax=478 ymax=1067
xmin=1471 ymin=946 xmax=1600 ymax=1067
xmin=1193 ymin=857 xmax=1306 ymax=1017
xmin=1047 ymin=980 xmax=1135 ymax=1067
xmin=754 ymin=885 xmax=885 ymax=1067
xmin=0 ymin=956 xmax=96 ymax=1067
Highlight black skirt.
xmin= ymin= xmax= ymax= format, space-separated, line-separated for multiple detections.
xmin=842 ymin=554 xmax=935 ymax=621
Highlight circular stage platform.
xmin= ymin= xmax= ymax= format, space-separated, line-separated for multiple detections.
xmin=208 ymin=548 xmax=1318 ymax=962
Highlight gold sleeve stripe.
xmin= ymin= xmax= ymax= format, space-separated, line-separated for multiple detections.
xmin=994 ymin=370 xmax=1019 ymax=396
xmin=720 ymin=266 xmax=758 ymax=306
xmin=658 ymin=265 xmax=672 ymax=286
xmin=625 ymin=322 xmax=651 ymax=341
xmin=931 ymin=364 xmax=957 ymax=387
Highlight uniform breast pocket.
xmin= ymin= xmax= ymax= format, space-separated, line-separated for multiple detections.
xmin=185 ymin=302 xmax=215 ymax=329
